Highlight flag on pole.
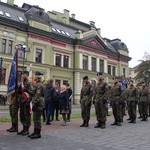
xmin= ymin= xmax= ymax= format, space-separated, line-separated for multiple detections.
xmin=121 ymin=79 xmax=127 ymax=89
xmin=7 ymin=52 xmax=17 ymax=95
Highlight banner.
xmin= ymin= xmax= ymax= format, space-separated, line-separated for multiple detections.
xmin=121 ymin=79 xmax=127 ymax=89
xmin=7 ymin=52 xmax=17 ymax=95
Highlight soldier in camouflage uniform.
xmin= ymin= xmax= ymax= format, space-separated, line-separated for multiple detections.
xmin=111 ymin=77 xmax=122 ymax=126
xmin=126 ymin=80 xmax=138 ymax=123
xmin=18 ymin=70 xmax=33 ymax=135
xmin=29 ymin=71 xmax=44 ymax=139
xmin=139 ymin=82 xmax=149 ymax=121
xmin=93 ymin=72 xmax=107 ymax=129
xmin=147 ymin=85 xmax=150 ymax=117
xmin=80 ymin=76 xmax=93 ymax=127
xmin=120 ymin=88 xmax=127 ymax=122
xmin=6 ymin=92 xmax=18 ymax=132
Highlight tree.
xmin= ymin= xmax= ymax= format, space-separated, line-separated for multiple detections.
xmin=135 ymin=52 xmax=150 ymax=83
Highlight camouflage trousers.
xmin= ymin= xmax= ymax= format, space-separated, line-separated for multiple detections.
xmin=112 ymin=101 xmax=122 ymax=123
xmin=19 ymin=102 xmax=31 ymax=128
xmin=140 ymin=102 xmax=148 ymax=117
xmin=81 ymin=100 xmax=91 ymax=121
xmin=94 ymin=101 xmax=107 ymax=123
xmin=147 ymin=103 xmax=150 ymax=117
xmin=33 ymin=109 xmax=42 ymax=130
xmin=9 ymin=104 xmax=18 ymax=123
xmin=138 ymin=102 xmax=142 ymax=116
xmin=128 ymin=101 xmax=137 ymax=121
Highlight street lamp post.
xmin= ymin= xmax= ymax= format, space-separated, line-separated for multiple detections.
xmin=0 ymin=57 xmax=3 ymax=84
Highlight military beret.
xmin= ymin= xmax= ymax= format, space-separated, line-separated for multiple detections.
xmin=35 ymin=71 xmax=43 ymax=76
xmin=97 ymin=72 xmax=103 ymax=76
xmin=22 ymin=70 xmax=29 ymax=75
xmin=83 ymin=76 xmax=88 ymax=80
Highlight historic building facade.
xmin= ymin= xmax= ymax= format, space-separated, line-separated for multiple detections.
xmin=0 ymin=0 xmax=131 ymax=103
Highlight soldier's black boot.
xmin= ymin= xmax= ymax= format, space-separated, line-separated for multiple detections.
xmin=9 ymin=123 xmax=17 ymax=132
xmin=100 ymin=122 xmax=105 ymax=129
xmin=28 ymin=128 xmax=36 ymax=138
xmin=94 ymin=121 xmax=101 ymax=128
xmin=83 ymin=120 xmax=89 ymax=127
xmin=66 ymin=114 xmax=70 ymax=122
xmin=22 ymin=126 xmax=29 ymax=136
xmin=117 ymin=122 xmax=121 ymax=126
xmin=7 ymin=122 xmax=13 ymax=132
xmin=17 ymin=126 xmax=25 ymax=135
xmin=30 ymin=129 xmax=41 ymax=139
xmin=80 ymin=120 xmax=86 ymax=127
xmin=111 ymin=121 xmax=118 ymax=126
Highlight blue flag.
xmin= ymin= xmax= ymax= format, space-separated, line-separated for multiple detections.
xmin=7 ymin=52 xmax=17 ymax=94
xmin=121 ymin=79 xmax=127 ymax=89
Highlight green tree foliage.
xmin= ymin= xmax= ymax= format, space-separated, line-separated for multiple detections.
xmin=135 ymin=52 xmax=150 ymax=83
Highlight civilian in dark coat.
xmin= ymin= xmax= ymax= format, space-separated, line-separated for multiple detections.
xmin=66 ymin=83 xmax=73 ymax=122
xmin=52 ymin=82 xmax=60 ymax=121
xmin=60 ymin=85 xmax=69 ymax=126
xmin=43 ymin=79 xmax=55 ymax=125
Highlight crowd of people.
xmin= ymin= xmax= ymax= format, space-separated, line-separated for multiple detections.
xmin=6 ymin=70 xmax=72 ymax=139
xmin=80 ymin=72 xmax=150 ymax=129
xmin=6 ymin=70 xmax=150 ymax=139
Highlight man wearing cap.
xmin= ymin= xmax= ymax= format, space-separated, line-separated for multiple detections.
xmin=80 ymin=76 xmax=93 ymax=127
xmin=29 ymin=71 xmax=44 ymax=139
xmin=126 ymin=80 xmax=138 ymax=123
xmin=18 ymin=70 xmax=33 ymax=135
xmin=93 ymin=72 xmax=107 ymax=129
xmin=139 ymin=82 xmax=149 ymax=121
xmin=111 ymin=77 xmax=122 ymax=126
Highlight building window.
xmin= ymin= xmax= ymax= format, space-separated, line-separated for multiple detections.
xmin=55 ymin=54 xmax=61 ymax=67
xmin=35 ymin=48 xmax=42 ymax=63
xmin=63 ymin=55 xmax=69 ymax=68
xmin=123 ymin=68 xmax=126 ymax=77
xmin=55 ymin=79 xmax=61 ymax=87
xmin=0 ymin=68 xmax=6 ymax=84
xmin=8 ymin=40 xmax=13 ymax=54
xmin=18 ymin=49 xmax=24 ymax=58
xmin=83 ymin=55 xmax=88 ymax=70
xmin=108 ymin=65 xmax=111 ymax=75
xmin=99 ymin=59 xmax=104 ymax=73
xmin=63 ymin=80 xmax=68 ymax=85
xmin=112 ymin=66 xmax=116 ymax=76
xmin=91 ymin=57 xmax=96 ymax=71
xmin=2 ymin=39 xmax=6 ymax=53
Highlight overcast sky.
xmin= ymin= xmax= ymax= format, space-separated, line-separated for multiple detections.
xmin=2 ymin=0 xmax=150 ymax=67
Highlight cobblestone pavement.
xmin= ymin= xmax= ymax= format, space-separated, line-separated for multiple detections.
xmin=1 ymin=115 xmax=150 ymax=150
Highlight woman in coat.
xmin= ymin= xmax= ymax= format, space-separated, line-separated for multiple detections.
xmin=59 ymin=85 xmax=69 ymax=126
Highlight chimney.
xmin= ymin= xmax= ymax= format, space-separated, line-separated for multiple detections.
xmin=97 ymin=28 xmax=101 ymax=35
xmin=64 ymin=9 xmax=70 ymax=17
xmin=62 ymin=17 xmax=67 ymax=23
xmin=89 ymin=21 xmax=95 ymax=26
xmin=75 ymin=30 xmax=83 ymax=39
xmin=7 ymin=0 xmax=14 ymax=5
xmin=71 ymin=14 xmax=75 ymax=19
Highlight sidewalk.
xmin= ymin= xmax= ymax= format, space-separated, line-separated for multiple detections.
xmin=1 ymin=115 xmax=150 ymax=150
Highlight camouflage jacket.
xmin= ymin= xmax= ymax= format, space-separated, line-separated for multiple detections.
xmin=80 ymin=82 xmax=93 ymax=103
xmin=18 ymin=79 xmax=33 ymax=103
xmin=111 ymin=82 xmax=122 ymax=102
xmin=126 ymin=85 xmax=138 ymax=102
xmin=93 ymin=81 xmax=107 ymax=103
xmin=32 ymin=81 xmax=44 ymax=108
xmin=139 ymin=87 xmax=149 ymax=102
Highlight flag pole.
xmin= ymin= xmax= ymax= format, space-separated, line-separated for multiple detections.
xmin=15 ymin=45 xmax=19 ymax=133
